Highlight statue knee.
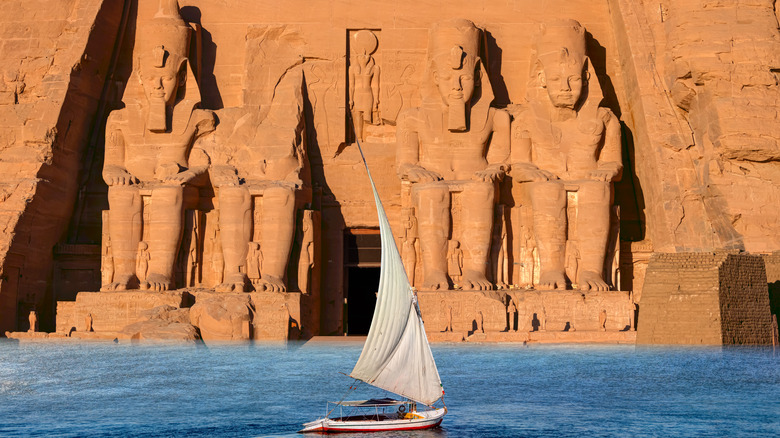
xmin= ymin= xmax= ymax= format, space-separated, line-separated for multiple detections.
xmin=152 ymin=186 xmax=184 ymax=207
xmin=219 ymin=186 xmax=250 ymax=208
xmin=412 ymin=182 xmax=448 ymax=206
xmin=264 ymin=186 xmax=295 ymax=209
xmin=529 ymin=181 xmax=565 ymax=210
xmin=578 ymin=181 xmax=610 ymax=205
xmin=463 ymin=181 xmax=495 ymax=206
xmin=107 ymin=186 xmax=140 ymax=210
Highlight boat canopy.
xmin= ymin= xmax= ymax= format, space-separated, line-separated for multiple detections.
xmin=348 ymin=142 xmax=443 ymax=406
xmin=331 ymin=398 xmax=406 ymax=407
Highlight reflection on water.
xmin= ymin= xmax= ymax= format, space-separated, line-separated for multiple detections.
xmin=0 ymin=340 xmax=778 ymax=437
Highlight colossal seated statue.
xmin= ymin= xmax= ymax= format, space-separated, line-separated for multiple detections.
xmin=396 ymin=19 xmax=510 ymax=291
xmin=101 ymin=0 xmax=215 ymax=292
xmin=211 ymin=72 xmax=307 ymax=293
xmin=511 ymin=20 xmax=622 ymax=291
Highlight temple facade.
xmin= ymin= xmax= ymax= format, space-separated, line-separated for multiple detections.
xmin=0 ymin=0 xmax=776 ymax=344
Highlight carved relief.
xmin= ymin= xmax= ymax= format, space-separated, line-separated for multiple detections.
xmin=348 ymin=30 xmax=381 ymax=142
xmin=297 ymin=210 xmax=315 ymax=294
xmin=491 ymin=204 xmax=509 ymax=289
xmin=447 ymin=240 xmax=463 ymax=286
xmin=396 ymin=19 xmax=510 ymax=291
xmin=510 ymin=19 xmax=622 ymax=291
xmin=401 ymin=207 xmax=419 ymax=286
xmin=100 ymin=0 xmax=215 ymax=292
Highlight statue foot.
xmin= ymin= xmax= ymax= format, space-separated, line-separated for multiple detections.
xmin=579 ymin=270 xmax=609 ymax=291
xmin=216 ymin=274 xmax=247 ymax=293
xmin=537 ymin=271 xmax=566 ymax=290
xmin=101 ymin=275 xmax=133 ymax=291
xmin=461 ymin=269 xmax=493 ymax=291
xmin=255 ymin=275 xmax=287 ymax=292
xmin=421 ymin=271 xmax=449 ymax=291
xmin=143 ymin=273 xmax=172 ymax=292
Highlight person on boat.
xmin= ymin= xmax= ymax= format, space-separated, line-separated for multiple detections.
xmin=396 ymin=19 xmax=510 ymax=291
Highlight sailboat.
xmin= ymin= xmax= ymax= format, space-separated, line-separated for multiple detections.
xmin=299 ymin=135 xmax=447 ymax=433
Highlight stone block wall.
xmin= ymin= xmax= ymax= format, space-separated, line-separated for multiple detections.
xmin=637 ymin=252 xmax=773 ymax=345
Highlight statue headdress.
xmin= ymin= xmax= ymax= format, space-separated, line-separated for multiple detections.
xmin=126 ymin=0 xmax=202 ymax=134
xmin=527 ymin=19 xmax=603 ymax=110
xmin=423 ymin=19 xmax=494 ymax=132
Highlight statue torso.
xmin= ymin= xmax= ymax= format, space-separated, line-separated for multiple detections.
xmin=413 ymin=106 xmax=495 ymax=180
xmin=522 ymin=102 xmax=607 ymax=180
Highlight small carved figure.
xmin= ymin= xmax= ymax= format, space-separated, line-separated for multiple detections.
xmin=247 ymin=242 xmax=262 ymax=285
xmin=136 ymin=241 xmax=151 ymax=288
xmin=599 ymin=309 xmax=607 ymax=331
xmin=519 ymin=223 xmax=536 ymax=288
xmin=628 ymin=302 xmax=637 ymax=331
xmin=396 ymin=19 xmax=510 ymax=291
xmin=565 ymin=241 xmax=580 ymax=288
xmin=508 ymin=299 xmax=517 ymax=331
xmin=492 ymin=204 xmax=509 ymax=289
xmin=185 ymin=215 xmax=200 ymax=287
xmin=211 ymin=222 xmax=224 ymax=285
xmin=511 ymin=19 xmax=622 ymax=291
xmin=298 ymin=211 xmax=315 ymax=294
xmin=444 ymin=301 xmax=453 ymax=332
xmin=349 ymin=30 xmax=380 ymax=142
xmin=28 ymin=310 xmax=37 ymax=333
xmin=447 ymin=240 xmax=464 ymax=283
xmin=401 ymin=207 xmax=418 ymax=285
xmin=101 ymin=240 xmax=114 ymax=287
xmin=477 ymin=310 xmax=485 ymax=333
xmin=85 ymin=313 xmax=93 ymax=332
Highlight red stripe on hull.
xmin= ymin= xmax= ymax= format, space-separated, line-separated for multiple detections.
xmin=309 ymin=419 xmax=442 ymax=434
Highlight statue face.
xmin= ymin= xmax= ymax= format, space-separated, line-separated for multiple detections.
xmin=433 ymin=64 xmax=476 ymax=107
xmin=542 ymin=63 xmax=583 ymax=109
xmin=138 ymin=59 xmax=184 ymax=106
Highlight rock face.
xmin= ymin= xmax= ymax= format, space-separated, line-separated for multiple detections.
xmin=190 ymin=295 xmax=252 ymax=341
xmin=0 ymin=0 xmax=777 ymax=344
xmin=121 ymin=305 xmax=200 ymax=342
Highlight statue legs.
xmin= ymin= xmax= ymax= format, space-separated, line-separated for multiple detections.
xmin=577 ymin=181 xmax=610 ymax=291
xmin=413 ymin=182 xmax=450 ymax=290
xmin=144 ymin=185 xmax=184 ymax=291
xmin=103 ymin=186 xmax=142 ymax=291
xmin=529 ymin=181 xmax=567 ymax=289
xmin=216 ymin=186 xmax=252 ymax=292
xmin=460 ymin=181 xmax=494 ymax=290
xmin=256 ymin=186 xmax=296 ymax=292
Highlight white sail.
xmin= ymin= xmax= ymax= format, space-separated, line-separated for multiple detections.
xmin=348 ymin=144 xmax=443 ymax=406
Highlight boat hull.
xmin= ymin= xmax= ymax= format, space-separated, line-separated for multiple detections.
xmin=299 ymin=407 xmax=446 ymax=433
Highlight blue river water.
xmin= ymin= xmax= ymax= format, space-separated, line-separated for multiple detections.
xmin=0 ymin=340 xmax=778 ymax=437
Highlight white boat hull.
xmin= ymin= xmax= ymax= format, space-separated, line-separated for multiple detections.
xmin=299 ymin=407 xmax=446 ymax=433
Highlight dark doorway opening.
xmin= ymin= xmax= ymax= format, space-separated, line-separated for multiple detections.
xmin=346 ymin=267 xmax=380 ymax=335
xmin=344 ymin=229 xmax=381 ymax=335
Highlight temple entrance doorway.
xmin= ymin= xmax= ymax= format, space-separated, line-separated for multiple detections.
xmin=344 ymin=229 xmax=381 ymax=335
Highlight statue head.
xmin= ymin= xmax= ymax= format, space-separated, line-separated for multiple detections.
xmin=138 ymin=45 xmax=187 ymax=108
xmin=428 ymin=19 xmax=482 ymax=132
xmin=534 ymin=20 xmax=588 ymax=110
xmin=134 ymin=0 xmax=192 ymax=132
